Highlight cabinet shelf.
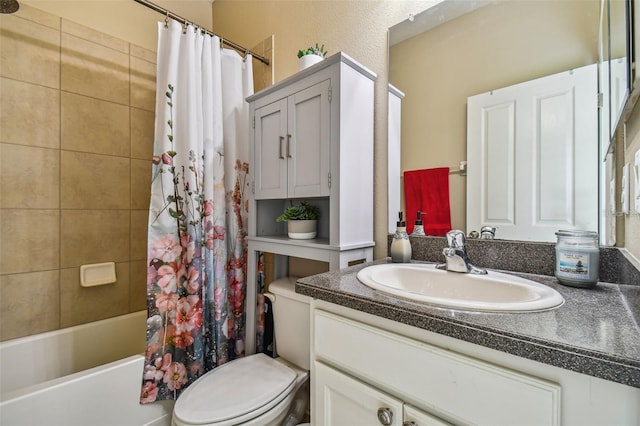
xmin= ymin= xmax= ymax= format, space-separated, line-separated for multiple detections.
xmin=255 ymin=198 xmax=329 ymax=240
xmin=249 ymin=235 xmax=331 ymax=248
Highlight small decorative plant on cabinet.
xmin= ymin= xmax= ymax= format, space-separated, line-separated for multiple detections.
xmin=297 ymin=43 xmax=327 ymax=70
xmin=276 ymin=201 xmax=320 ymax=239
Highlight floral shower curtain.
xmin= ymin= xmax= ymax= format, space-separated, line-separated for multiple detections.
xmin=140 ymin=19 xmax=253 ymax=404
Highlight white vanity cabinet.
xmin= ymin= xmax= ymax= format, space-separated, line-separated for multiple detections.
xmin=311 ymin=302 xmax=640 ymax=426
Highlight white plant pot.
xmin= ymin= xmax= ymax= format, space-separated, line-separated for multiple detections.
xmin=287 ymin=220 xmax=317 ymax=239
xmin=298 ymin=54 xmax=324 ymax=71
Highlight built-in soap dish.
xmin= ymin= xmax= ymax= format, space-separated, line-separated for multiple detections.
xmin=80 ymin=262 xmax=117 ymax=287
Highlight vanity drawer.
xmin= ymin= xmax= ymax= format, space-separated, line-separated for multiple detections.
xmin=313 ymin=310 xmax=561 ymax=425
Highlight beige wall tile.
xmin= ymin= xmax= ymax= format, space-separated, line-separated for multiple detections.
xmin=61 ymin=33 xmax=129 ymax=105
xmin=60 ymin=262 xmax=129 ymax=328
xmin=0 ymin=13 xmax=60 ymax=88
xmin=131 ymin=158 xmax=151 ymax=210
xmin=0 ymin=4 xmax=161 ymax=339
xmin=0 ymin=209 xmax=59 ymax=274
xmin=62 ymin=19 xmax=129 ymax=54
xmin=60 ymin=210 xmax=129 ymax=268
xmin=130 ymin=209 xmax=149 ymax=261
xmin=7 ymin=3 xmax=60 ymax=30
xmin=61 ymin=151 xmax=130 ymax=210
xmin=129 ymin=259 xmax=148 ymax=312
xmin=0 ymin=143 xmax=59 ymax=209
xmin=251 ymin=35 xmax=274 ymax=92
xmin=0 ymin=78 xmax=60 ymax=148
xmin=61 ymin=92 xmax=130 ymax=157
xmin=131 ymin=107 xmax=154 ymax=160
xmin=130 ymin=55 xmax=155 ymax=112
xmin=0 ymin=270 xmax=60 ymax=341
xmin=131 ymin=44 xmax=155 ymax=62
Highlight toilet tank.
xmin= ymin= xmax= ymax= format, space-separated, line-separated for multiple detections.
xmin=268 ymin=277 xmax=311 ymax=370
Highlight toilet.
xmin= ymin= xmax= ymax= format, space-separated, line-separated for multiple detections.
xmin=172 ymin=277 xmax=311 ymax=426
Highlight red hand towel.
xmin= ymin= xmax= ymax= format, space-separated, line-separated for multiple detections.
xmin=403 ymin=168 xmax=452 ymax=236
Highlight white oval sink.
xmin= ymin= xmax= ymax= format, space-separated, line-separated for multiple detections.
xmin=356 ymin=264 xmax=564 ymax=312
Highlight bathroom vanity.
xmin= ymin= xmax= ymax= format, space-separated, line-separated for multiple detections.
xmin=297 ymin=252 xmax=640 ymax=425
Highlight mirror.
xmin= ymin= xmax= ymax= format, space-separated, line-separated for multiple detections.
xmin=388 ymin=0 xmax=626 ymax=243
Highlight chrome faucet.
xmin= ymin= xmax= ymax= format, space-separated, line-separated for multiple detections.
xmin=437 ymin=230 xmax=487 ymax=274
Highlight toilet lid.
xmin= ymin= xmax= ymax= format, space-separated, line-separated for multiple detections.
xmin=173 ymin=354 xmax=297 ymax=425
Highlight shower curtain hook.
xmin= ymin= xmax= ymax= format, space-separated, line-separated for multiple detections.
xmin=164 ymin=10 xmax=169 ymax=28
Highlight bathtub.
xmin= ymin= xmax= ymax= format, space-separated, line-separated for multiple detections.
xmin=0 ymin=312 xmax=174 ymax=426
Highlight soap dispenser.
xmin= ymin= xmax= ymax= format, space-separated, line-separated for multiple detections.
xmin=391 ymin=212 xmax=412 ymax=263
xmin=412 ymin=211 xmax=426 ymax=236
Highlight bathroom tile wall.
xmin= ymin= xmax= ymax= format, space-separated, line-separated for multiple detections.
xmin=251 ymin=35 xmax=274 ymax=92
xmin=0 ymin=4 xmax=155 ymax=341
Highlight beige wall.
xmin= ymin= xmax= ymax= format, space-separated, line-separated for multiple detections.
xmin=0 ymin=3 xmax=157 ymax=340
xmin=211 ymin=0 xmax=437 ymax=259
xmin=390 ymin=0 xmax=600 ymax=231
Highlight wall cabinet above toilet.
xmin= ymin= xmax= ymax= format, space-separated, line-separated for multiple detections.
xmin=247 ymin=52 xmax=377 ymax=268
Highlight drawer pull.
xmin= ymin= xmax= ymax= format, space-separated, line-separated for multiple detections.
xmin=377 ymin=407 xmax=393 ymax=425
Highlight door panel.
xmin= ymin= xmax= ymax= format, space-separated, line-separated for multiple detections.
xmin=536 ymin=91 xmax=574 ymax=224
xmin=288 ymin=80 xmax=331 ymax=198
xmin=483 ymin=101 xmax=516 ymax=226
xmin=255 ymin=99 xmax=288 ymax=199
xmin=314 ymin=361 xmax=403 ymax=426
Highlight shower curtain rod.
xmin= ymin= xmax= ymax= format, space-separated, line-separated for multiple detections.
xmin=133 ymin=0 xmax=270 ymax=66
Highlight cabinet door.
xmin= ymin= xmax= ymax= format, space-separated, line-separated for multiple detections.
xmin=287 ymin=79 xmax=331 ymax=198
xmin=404 ymin=404 xmax=452 ymax=426
xmin=254 ymin=99 xmax=288 ymax=199
xmin=314 ymin=361 xmax=403 ymax=426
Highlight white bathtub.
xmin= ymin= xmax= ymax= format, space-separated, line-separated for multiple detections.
xmin=0 ymin=312 xmax=174 ymax=426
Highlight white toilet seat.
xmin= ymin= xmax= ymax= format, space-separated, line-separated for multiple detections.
xmin=172 ymin=354 xmax=304 ymax=426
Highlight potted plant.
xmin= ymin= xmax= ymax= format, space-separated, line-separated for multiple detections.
xmin=297 ymin=43 xmax=328 ymax=70
xmin=276 ymin=201 xmax=320 ymax=239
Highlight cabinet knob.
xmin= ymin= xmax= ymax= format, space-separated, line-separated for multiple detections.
xmin=377 ymin=407 xmax=394 ymax=425
xmin=403 ymin=422 xmax=418 ymax=426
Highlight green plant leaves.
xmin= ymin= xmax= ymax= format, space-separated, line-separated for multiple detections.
xmin=276 ymin=201 xmax=320 ymax=222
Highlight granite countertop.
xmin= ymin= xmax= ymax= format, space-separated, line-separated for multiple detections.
xmin=296 ymin=259 xmax=640 ymax=389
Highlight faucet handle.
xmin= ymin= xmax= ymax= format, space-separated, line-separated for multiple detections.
xmin=445 ymin=229 xmax=467 ymax=249
xmin=480 ymin=226 xmax=496 ymax=239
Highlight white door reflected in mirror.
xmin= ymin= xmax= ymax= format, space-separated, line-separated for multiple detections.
xmin=466 ymin=64 xmax=598 ymax=242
